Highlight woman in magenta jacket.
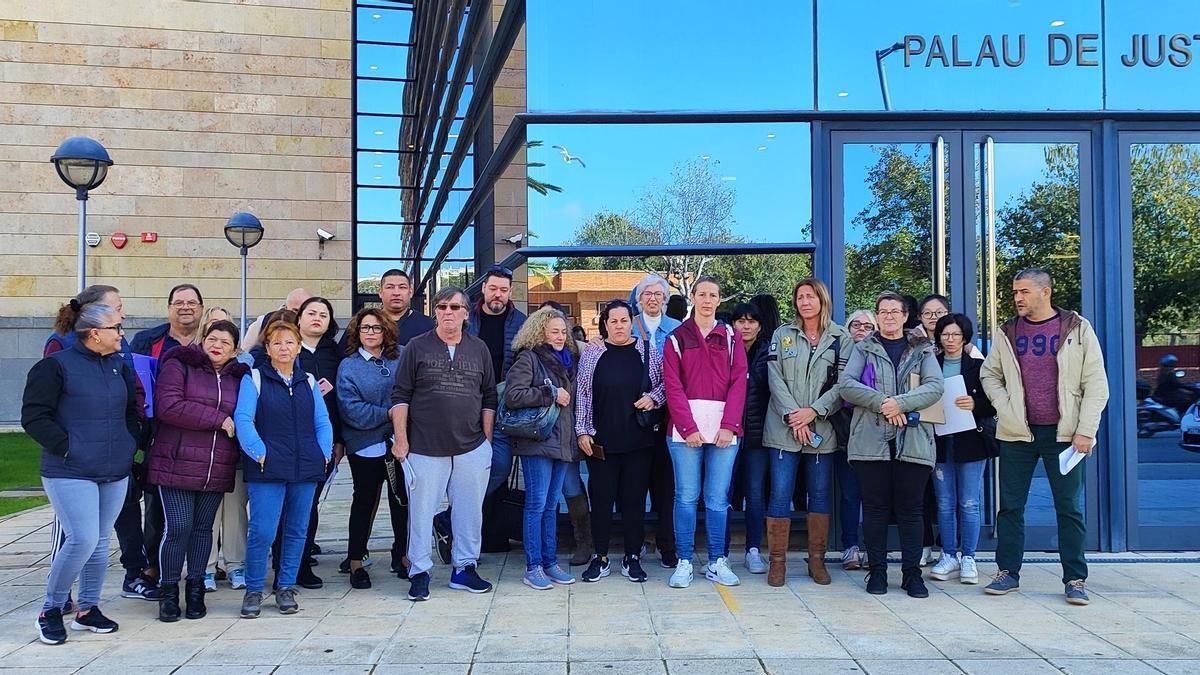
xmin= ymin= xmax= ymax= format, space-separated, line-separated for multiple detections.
xmin=147 ymin=320 xmax=248 ymax=623
xmin=661 ymin=276 xmax=748 ymax=589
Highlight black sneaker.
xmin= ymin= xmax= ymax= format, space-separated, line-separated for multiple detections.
xmin=901 ymin=570 xmax=929 ymax=598
xmin=305 ymin=556 xmax=319 ymax=568
xmin=581 ymin=555 xmax=611 ymax=582
xmin=275 ymin=587 xmax=299 ymax=614
xmin=621 ymin=555 xmax=648 ymax=583
xmin=391 ymin=554 xmax=409 ymax=579
xmin=62 ymin=593 xmax=74 ymax=615
xmin=310 ymin=543 xmax=322 ymax=556
xmin=240 ymin=591 xmax=262 ymax=619
xmin=70 ymin=607 xmax=118 ymax=634
xmin=865 ymin=568 xmax=888 ymax=595
xmin=350 ymin=567 xmax=372 ymax=590
xmin=408 ymin=572 xmax=430 ymax=601
xmin=296 ymin=566 xmax=324 ymax=590
xmin=433 ymin=511 xmax=453 ymax=565
xmin=659 ymin=550 xmax=679 ymax=569
xmin=121 ymin=576 xmax=160 ymax=600
xmin=339 ymin=557 xmax=351 ymax=574
xmin=449 ymin=564 xmax=492 ymax=593
xmin=37 ymin=608 xmax=67 ymax=645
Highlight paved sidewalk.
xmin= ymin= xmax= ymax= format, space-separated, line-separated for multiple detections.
xmin=1 ymin=472 xmax=1199 ymax=673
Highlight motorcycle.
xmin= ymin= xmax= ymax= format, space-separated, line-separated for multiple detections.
xmin=1138 ymin=395 xmax=1181 ymax=438
xmin=1154 ymin=368 xmax=1200 ymax=417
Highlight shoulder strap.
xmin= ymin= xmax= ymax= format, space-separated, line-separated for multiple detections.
xmin=722 ymin=322 xmax=734 ymax=367
xmin=306 ymin=373 xmax=318 ymax=391
xmin=250 ymin=368 xmax=262 ymax=394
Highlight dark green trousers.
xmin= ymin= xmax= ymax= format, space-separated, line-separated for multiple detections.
xmin=995 ymin=425 xmax=1087 ymax=584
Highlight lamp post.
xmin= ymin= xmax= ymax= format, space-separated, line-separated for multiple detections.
xmin=875 ymin=42 xmax=905 ymax=111
xmin=224 ymin=212 xmax=265 ymax=336
xmin=51 ymin=137 xmax=113 ymax=292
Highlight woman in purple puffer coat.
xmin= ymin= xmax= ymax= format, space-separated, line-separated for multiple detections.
xmin=147 ymin=320 xmax=249 ymax=623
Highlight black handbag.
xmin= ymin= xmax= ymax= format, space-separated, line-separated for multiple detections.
xmin=492 ymin=461 xmax=525 ymax=543
xmin=820 ymin=336 xmax=851 ymax=446
xmin=634 ymin=339 xmax=666 ymax=431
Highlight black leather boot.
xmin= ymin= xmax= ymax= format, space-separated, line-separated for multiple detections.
xmin=158 ymin=583 xmax=181 ymax=622
xmin=184 ymin=578 xmax=207 ymax=619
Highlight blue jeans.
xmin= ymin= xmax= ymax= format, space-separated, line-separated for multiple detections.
xmin=668 ymin=440 xmax=738 ymax=562
xmin=833 ymin=450 xmax=862 ymax=549
xmin=42 ymin=477 xmax=128 ymax=613
xmin=245 ymin=481 xmax=317 ymax=593
xmin=485 ymin=430 xmax=513 ymax=497
xmin=561 ymin=460 xmax=584 ymax=499
xmin=767 ymin=451 xmax=834 ymax=516
xmin=521 ymin=456 xmax=568 ymax=569
xmin=932 ymin=452 xmax=987 ymax=558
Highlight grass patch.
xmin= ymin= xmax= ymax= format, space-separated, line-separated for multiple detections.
xmin=0 ymin=497 xmax=48 ymax=517
xmin=0 ymin=432 xmax=43 ymax=491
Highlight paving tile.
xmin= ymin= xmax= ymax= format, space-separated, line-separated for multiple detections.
xmin=470 ymin=663 xmax=567 ymax=675
xmin=665 ymin=659 xmax=765 ymax=674
xmin=921 ymin=632 xmax=1038 ymax=659
xmin=172 ymin=668 xmax=276 ymax=675
xmin=657 ymin=630 xmax=756 ymax=659
xmin=373 ymin=665 xmax=470 ymax=675
xmin=377 ymin=635 xmax=478 ymax=664
xmin=836 ymin=632 xmax=944 ymax=660
xmin=282 ymin=636 xmax=388 ymax=665
xmin=1 ymin=640 xmax=112 ymax=668
xmin=954 ymin=659 xmax=1060 ymax=674
xmin=1050 ymin=658 xmax=1164 ymax=674
xmin=85 ymin=637 xmax=210 ymax=666
xmin=747 ymin=630 xmax=851 ymax=660
xmin=185 ymin=638 xmax=301 ymax=666
xmin=1098 ymin=632 xmax=1200 ymax=659
xmin=1009 ymin=631 xmax=1133 ymax=659
xmin=309 ymin=615 xmax=402 ymax=637
xmin=1144 ymin=660 xmax=1200 ymax=674
xmin=568 ymin=661 xmax=668 ymax=675
xmin=760 ymin=659 xmax=863 ymax=675
xmin=473 ymin=633 xmax=569 ymax=663
xmin=857 ymin=660 xmax=961 ymax=675
xmin=569 ymin=632 xmax=661 ymax=661
xmin=651 ymin=610 xmax=739 ymax=633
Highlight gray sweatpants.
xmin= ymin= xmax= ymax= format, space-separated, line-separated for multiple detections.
xmin=406 ymin=440 xmax=491 ymax=577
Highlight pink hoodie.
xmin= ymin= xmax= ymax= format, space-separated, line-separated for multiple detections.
xmin=662 ymin=319 xmax=748 ymax=439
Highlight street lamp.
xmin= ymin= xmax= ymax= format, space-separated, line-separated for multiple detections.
xmin=51 ymin=136 xmax=113 ymax=292
xmin=224 ymin=212 xmax=265 ymax=336
xmin=875 ymin=42 xmax=905 ymax=111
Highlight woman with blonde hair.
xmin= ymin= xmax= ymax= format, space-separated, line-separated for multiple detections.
xmin=503 ymin=307 xmax=580 ymax=589
xmin=762 ymin=277 xmax=849 ymax=586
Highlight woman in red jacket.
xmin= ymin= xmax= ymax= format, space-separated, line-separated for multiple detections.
xmin=147 ymin=320 xmax=249 ymax=622
xmin=661 ymin=276 xmax=748 ymax=589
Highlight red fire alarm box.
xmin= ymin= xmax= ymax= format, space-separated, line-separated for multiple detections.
xmin=141 ymin=232 xmax=158 ymax=243
xmin=111 ymin=232 xmax=128 ymax=249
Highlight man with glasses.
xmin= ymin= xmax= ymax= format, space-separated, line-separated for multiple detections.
xmin=391 ymin=287 xmax=498 ymax=600
xmin=130 ymin=284 xmax=205 ymax=358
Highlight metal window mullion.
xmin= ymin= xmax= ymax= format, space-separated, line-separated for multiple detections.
xmin=412 ymin=0 xmax=469 ymax=197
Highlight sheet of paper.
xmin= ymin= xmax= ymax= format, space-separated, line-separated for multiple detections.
xmin=934 ymin=375 xmax=977 ymax=436
xmin=320 ymin=463 xmax=339 ymax=503
xmin=401 ymin=458 xmax=416 ymax=495
xmin=672 ymin=399 xmax=726 ymax=443
xmin=1058 ymin=439 xmax=1096 ymax=475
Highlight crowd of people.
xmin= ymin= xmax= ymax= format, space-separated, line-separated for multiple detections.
xmin=21 ymin=264 xmax=1109 ymax=646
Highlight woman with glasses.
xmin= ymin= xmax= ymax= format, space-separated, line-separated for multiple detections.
xmin=662 ymin=277 xmax=748 ymax=589
xmin=23 ymin=303 xmax=140 ymax=644
xmin=762 ymin=278 xmax=849 ymax=586
xmin=337 ymin=308 xmax=407 ymax=590
xmin=146 ymin=320 xmax=249 ymax=622
xmin=834 ymin=309 xmax=876 ymax=571
xmin=839 ymin=292 xmax=943 ymax=598
xmin=929 ymin=314 xmax=996 ymax=585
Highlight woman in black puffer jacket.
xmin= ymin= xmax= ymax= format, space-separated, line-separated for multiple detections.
xmin=724 ymin=302 xmax=774 ymax=575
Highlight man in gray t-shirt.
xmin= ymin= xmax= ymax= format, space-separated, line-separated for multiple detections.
xmin=390 ymin=287 xmax=497 ymax=600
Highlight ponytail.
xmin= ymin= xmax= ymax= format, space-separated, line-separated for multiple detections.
xmin=53 ymin=285 xmax=119 ymax=335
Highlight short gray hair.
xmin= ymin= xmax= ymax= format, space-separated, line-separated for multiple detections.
xmin=634 ymin=274 xmax=669 ymax=301
xmin=74 ymin=303 xmax=118 ymax=341
xmin=1014 ymin=268 xmax=1053 ymax=290
xmin=433 ymin=286 xmax=467 ymax=308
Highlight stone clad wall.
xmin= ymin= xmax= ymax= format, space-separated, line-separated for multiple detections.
xmin=0 ymin=0 xmax=352 ymax=425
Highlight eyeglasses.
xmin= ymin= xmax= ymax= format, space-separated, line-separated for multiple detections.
xmin=435 ymin=303 xmax=466 ymax=312
xmin=640 ymin=291 xmax=665 ymax=299
xmin=940 ymin=332 xmax=964 ymax=340
xmin=877 ymin=309 xmax=906 ymax=317
xmin=921 ymin=309 xmax=949 ymax=320
xmin=359 ymin=325 xmax=384 ymax=334
xmin=170 ymin=300 xmax=201 ymax=308
xmin=98 ymin=324 xmax=125 ymax=333
xmin=849 ymin=321 xmax=875 ymax=331
xmin=374 ymin=361 xmax=391 ymax=378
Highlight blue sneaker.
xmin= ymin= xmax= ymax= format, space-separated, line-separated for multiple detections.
xmin=449 ymin=564 xmax=492 ymax=593
xmin=523 ymin=566 xmax=553 ymax=590
xmin=407 ymin=572 xmax=430 ymax=601
xmin=983 ymin=570 xmax=1020 ymax=595
xmin=544 ymin=564 xmax=575 ymax=585
xmin=121 ymin=576 xmax=160 ymax=600
xmin=1065 ymin=579 xmax=1090 ymax=606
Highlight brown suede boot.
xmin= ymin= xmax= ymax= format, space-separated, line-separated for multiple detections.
xmin=566 ymin=494 xmax=593 ymax=566
xmin=807 ymin=513 xmax=832 ymax=585
xmin=766 ymin=517 xmax=790 ymax=587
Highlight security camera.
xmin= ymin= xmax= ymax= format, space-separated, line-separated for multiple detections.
xmin=317 ymin=228 xmax=336 ymax=242
xmin=503 ymin=233 xmax=524 ymax=245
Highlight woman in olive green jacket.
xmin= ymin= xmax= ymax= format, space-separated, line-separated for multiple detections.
xmin=838 ymin=291 xmax=943 ymax=599
xmin=762 ymin=278 xmax=848 ymax=587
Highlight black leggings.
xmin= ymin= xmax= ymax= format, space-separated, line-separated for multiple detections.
xmin=347 ymin=452 xmax=408 ymax=560
xmin=648 ymin=438 xmax=675 ymax=554
xmin=157 ymin=486 xmax=223 ymax=584
xmin=588 ymin=449 xmax=653 ymax=558
xmin=852 ymin=458 xmax=930 ymax=574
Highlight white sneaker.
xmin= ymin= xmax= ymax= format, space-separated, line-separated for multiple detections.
xmin=204 ymin=572 xmax=217 ymax=592
xmin=919 ymin=546 xmax=935 ymax=567
xmin=705 ymin=557 xmax=741 ymax=586
xmin=959 ymin=556 xmax=978 ymax=584
xmin=228 ymin=568 xmax=246 ymax=590
xmin=668 ymin=559 xmax=694 ymax=588
xmin=744 ymin=548 xmax=768 ymax=574
xmin=930 ymin=554 xmax=961 ymax=581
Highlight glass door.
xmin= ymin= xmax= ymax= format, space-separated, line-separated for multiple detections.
xmin=830 ymin=127 xmax=1100 ymax=552
xmin=1119 ymin=131 xmax=1200 ymax=550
